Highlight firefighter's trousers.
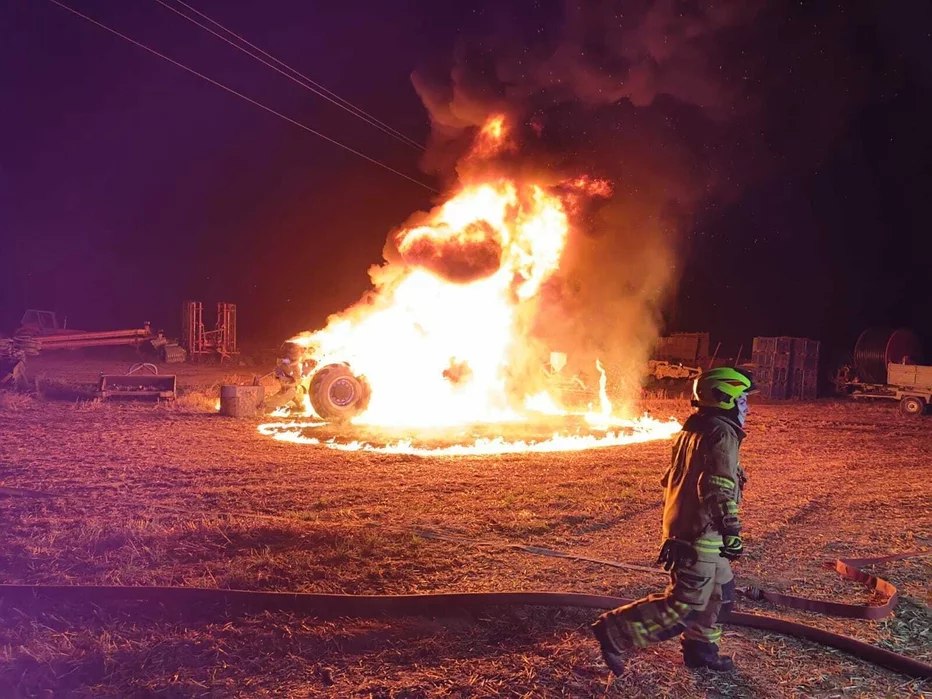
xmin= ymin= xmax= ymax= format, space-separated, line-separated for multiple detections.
xmin=600 ymin=536 xmax=735 ymax=648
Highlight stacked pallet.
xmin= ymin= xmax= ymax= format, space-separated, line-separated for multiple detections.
xmin=751 ymin=337 xmax=819 ymax=400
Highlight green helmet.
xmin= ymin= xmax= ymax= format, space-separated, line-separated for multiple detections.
xmin=693 ymin=367 xmax=756 ymax=410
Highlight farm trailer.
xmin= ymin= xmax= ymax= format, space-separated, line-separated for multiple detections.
xmin=844 ymin=363 xmax=932 ymax=416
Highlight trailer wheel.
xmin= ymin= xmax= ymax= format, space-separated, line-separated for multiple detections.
xmin=309 ymin=363 xmax=371 ymax=422
xmin=899 ymin=395 xmax=925 ymax=416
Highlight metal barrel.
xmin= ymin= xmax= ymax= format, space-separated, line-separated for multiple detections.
xmin=97 ymin=374 xmax=176 ymax=401
xmin=853 ymin=328 xmax=922 ymax=384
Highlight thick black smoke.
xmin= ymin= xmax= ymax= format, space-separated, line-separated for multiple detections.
xmin=396 ymin=221 xmax=504 ymax=284
xmin=410 ymin=0 xmax=866 ymax=403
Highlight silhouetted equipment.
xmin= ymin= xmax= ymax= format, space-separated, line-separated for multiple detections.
xmin=182 ymin=301 xmax=238 ymax=361
xmin=13 ymin=310 xmax=185 ymax=362
xmin=836 ymin=328 xmax=928 ymax=416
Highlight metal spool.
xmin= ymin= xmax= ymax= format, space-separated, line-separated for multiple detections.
xmin=853 ymin=328 xmax=922 ymax=384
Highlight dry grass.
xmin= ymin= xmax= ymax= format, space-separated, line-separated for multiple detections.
xmin=0 ymin=357 xmax=930 ymax=697
xmin=170 ymin=390 xmax=220 ymax=414
xmin=0 ymin=392 xmax=37 ymax=412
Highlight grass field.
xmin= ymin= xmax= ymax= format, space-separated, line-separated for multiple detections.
xmin=1 ymin=356 xmax=930 ymax=697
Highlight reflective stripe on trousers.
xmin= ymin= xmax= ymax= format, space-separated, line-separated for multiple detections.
xmin=599 ymin=537 xmax=734 ymax=649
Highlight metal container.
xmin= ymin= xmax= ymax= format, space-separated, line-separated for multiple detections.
xmin=97 ymin=370 xmax=176 ymax=401
xmin=219 ymin=385 xmax=264 ymax=417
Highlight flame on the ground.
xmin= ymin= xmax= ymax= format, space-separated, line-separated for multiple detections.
xmin=260 ymin=357 xmax=681 ymax=455
xmin=257 ymin=413 xmax=681 ymax=456
xmin=258 ymin=115 xmax=680 ymax=453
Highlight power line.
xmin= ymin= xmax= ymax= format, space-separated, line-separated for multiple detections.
xmin=45 ymin=0 xmax=437 ymax=193
xmin=155 ymin=0 xmax=425 ymax=152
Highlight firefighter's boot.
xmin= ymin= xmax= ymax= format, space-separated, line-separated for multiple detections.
xmin=681 ymin=639 xmax=735 ymax=671
xmin=591 ymin=614 xmax=628 ymax=675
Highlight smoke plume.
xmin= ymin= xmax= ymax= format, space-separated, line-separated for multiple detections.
xmin=409 ymin=0 xmax=776 ymax=405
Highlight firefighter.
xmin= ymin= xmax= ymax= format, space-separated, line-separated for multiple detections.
xmin=591 ymin=366 xmax=756 ymax=673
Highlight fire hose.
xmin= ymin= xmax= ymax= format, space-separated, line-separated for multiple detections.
xmin=1 ymin=486 xmax=930 ymax=679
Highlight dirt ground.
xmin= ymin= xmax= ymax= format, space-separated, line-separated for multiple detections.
xmin=1 ymin=356 xmax=930 ymax=698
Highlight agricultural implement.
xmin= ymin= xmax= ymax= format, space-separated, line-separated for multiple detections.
xmin=182 ymin=301 xmax=238 ymax=361
xmin=96 ymin=364 xmax=176 ymax=402
xmin=842 ymin=363 xmax=932 ymax=416
xmin=835 ymin=328 xmax=929 ymax=415
xmin=14 ymin=310 xmax=186 ymax=363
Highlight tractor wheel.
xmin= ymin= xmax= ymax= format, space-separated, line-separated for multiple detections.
xmin=899 ymin=395 xmax=925 ymax=416
xmin=309 ymin=363 xmax=371 ymax=422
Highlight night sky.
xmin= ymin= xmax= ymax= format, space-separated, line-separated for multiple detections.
xmin=2 ymin=0 xmax=930 ymax=369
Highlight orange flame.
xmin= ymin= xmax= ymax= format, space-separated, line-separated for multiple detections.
xmin=470 ymin=114 xmax=511 ymax=158
xmin=288 ymin=174 xmax=572 ymax=428
xmin=259 ymin=115 xmax=682 ymax=452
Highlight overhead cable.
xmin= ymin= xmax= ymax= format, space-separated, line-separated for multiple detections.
xmin=155 ymin=0 xmax=425 ymax=151
xmin=46 ymin=0 xmax=437 ymax=193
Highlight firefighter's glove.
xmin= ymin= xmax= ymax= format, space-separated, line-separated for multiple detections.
xmin=657 ymin=539 xmax=698 ymax=572
xmin=720 ymin=534 xmax=744 ymax=561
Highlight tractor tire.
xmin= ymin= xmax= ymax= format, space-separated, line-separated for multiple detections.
xmin=308 ymin=363 xmax=371 ymax=422
xmin=899 ymin=395 xmax=925 ymax=416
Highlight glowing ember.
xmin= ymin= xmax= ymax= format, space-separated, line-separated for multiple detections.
xmin=258 ymin=115 xmax=682 ymax=453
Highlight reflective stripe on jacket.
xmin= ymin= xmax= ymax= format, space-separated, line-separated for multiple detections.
xmin=661 ymin=410 xmax=746 ymax=542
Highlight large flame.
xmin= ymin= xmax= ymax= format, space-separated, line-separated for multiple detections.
xmin=260 ymin=116 xmax=680 ymax=452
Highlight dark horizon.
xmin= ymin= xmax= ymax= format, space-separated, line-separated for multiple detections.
xmin=2 ymin=0 xmax=930 ymax=369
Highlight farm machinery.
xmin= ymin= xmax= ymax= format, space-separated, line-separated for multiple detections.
xmin=835 ymin=328 xmax=930 ymax=415
xmin=261 ymin=341 xmax=372 ymax=421
xmin=14 ymin=310 xmax=186 ymax=362
xmin=646 ymin=360 xmax=701 ymax=381
xmin=838 ymin=362 xmax=932 ymax=416
xmin=2 ymin=310 xmax=185 ymax=399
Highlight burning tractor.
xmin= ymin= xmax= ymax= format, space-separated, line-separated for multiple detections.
xmin=254 ymin=116 xmax=684 ymax=452
xmin=264 ymin=342 xmax=371 ymax=422
xmin=260 ymin=116 xmax=625 ymax=428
